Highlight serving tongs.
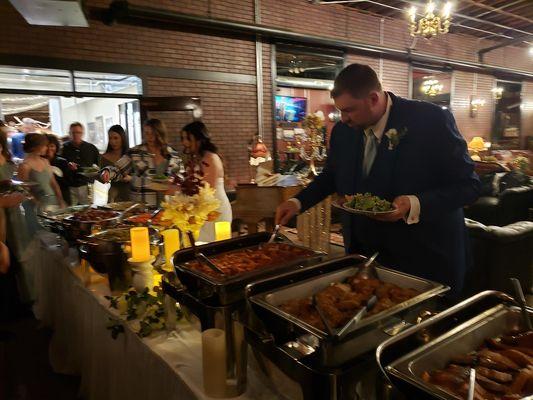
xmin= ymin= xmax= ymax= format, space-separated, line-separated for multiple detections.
xmin=186 ymin=231 xmax=226 ymax=276
xmin=467 ymin=368 xmax=476 ymax=400
xmin=335 ymin=295 xmax=378 ymax=339
xmin=146 ymin=208 xmax=163 ymax=225
xmin=268 ymin=224 xmax=281 ymax=243
xmin=312 ymin=294 xmax=335 ymax=336
xmin=510 ymin=278 xmax=532 ymax=330
xmin=117 ymin=203 xmax=142 ymax=223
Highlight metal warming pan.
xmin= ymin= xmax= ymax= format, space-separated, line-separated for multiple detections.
xmin=172 ymin=232 xmax=324 ymax=305
xmin=377 ymin=291 xmax=532 ymax=400
xmin=247 ymin=256 xmax=448 ymax=367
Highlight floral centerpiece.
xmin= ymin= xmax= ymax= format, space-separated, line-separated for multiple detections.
xmin=161 ymin=159 xmax=220 ymax=241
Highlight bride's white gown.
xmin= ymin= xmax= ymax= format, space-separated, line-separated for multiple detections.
xmin=198 ymin=176 xmax=232 ymax=243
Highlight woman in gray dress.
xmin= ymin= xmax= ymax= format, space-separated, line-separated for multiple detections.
xmin=18 ymin=134 xmax=66 ymax=234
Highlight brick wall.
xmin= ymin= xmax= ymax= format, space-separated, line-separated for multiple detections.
xmin=0 ymin=0 xmax=532 ymax=187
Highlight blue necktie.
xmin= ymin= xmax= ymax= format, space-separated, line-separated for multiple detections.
xmin=363 ymin=129 xmax=378 ymax=177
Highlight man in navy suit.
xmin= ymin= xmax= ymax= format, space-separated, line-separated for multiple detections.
xmin=276 ymin=64 xmax=480 ymax=296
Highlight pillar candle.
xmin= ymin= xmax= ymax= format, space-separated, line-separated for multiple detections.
xmin=215 ymin=221 xmax=232 ymax=241
xmin=202 ymin=328 xmax=227 ymax=398
xmin=162 ymin=229 xmax=180 ymax=267
xmin=130 ymin=227 xmax=150 ymax=262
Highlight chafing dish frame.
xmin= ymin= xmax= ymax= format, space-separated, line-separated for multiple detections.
xmin=247 ymin=255 xmax=448 ymax=367
xmin=172 ymin=232 xmax=325 ymax=305
xmin=376 ymin=290 xmax=529 ymax=400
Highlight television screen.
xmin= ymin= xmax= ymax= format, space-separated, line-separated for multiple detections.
xmin=275 ymin=96 xmax=307 ymax=122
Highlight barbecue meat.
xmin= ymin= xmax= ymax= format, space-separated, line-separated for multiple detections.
xmin=423 ymin=330 xmax=533 ymax=400
xmin=476 ymin=367 xmax=513 ymax=383
xmin=478 ymin=349 xmax=520 ymax=371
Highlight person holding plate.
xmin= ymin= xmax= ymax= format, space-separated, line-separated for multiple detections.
xmin=99 ymin=119 xmax=183 ymax=206
xmin=276 ymin=64 xmax=480 ymax=296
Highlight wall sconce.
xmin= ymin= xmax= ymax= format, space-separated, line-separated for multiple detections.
xmin=491 ymin=87 xmax=503 ymax=100
xmin=470 ymin=96 xmax=486 ymax=118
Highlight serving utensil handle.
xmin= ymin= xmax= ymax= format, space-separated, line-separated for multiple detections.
xmin=510 ymin=278 xmax=533 ymax=330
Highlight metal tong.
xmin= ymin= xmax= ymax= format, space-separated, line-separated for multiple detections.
xmin=467 ymin=368 xmax=476 ymax=400
xmin=510 ymin=278 xmax=532 ymax=330
xmin=335 ymin=295 xmax=378 ymax=339
xmin=312 ymin=294 xmax=335 ymax=336
xmin=117 ymin=203 xmax=142 ymax=223
xmin=268 ymin=224 xmax=281 ymax=243
xmin=187 ymin=231 xmax=225 ymax=275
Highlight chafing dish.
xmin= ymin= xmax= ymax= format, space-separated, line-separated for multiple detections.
xmin=247 ymin=255 xmax=448 ymax=368
xmin=78 ymin=227 xmax=161 ymax=291
xmin=172 ymin=232 xmax=324 ymax=305
xmin=377 ymin=291 xmax=531 ymax=400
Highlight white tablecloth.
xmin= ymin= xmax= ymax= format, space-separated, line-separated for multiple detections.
xmin=29 ymin=232 xmax=281 ymax=400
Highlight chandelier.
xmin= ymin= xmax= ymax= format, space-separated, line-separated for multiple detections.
xmin=408 ymin=1 xmax=452 ymax=39
xmin=421 ymin=78 xmax=443 ymax=96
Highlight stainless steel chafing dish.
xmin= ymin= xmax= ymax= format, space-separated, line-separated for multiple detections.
xmin=172 ymin=232 xmax=324 ymax=306
xmin=377 ymin=291 xmax=532 ymax=400
xmin=247 ymin=255 xmax=448 ymax=368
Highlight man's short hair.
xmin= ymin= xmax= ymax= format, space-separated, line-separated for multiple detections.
xmin=331 ymin=63 xmax=382 ymax=99
xmin=69 ymin=122 xmax=83 ymax=133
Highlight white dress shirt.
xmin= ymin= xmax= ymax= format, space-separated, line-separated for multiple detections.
xmin=289 ymin=93 xmax=421 ymax=224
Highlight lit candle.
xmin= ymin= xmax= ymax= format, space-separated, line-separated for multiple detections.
xmin=215 ymin=221 xmax=232 ymax=241
xmin=130 ymin=227 xmax=151 ymax=262
xmin=162 ymin=229 xmax=180 ymax=268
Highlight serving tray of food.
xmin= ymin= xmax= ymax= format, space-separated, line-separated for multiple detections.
xmin=377 ymin=291 xmax=532 ymax=400
xmin=173 ymin=232 xmax=324 ymax=305
xmin=247 ymin=256 xmax=448 ymax=367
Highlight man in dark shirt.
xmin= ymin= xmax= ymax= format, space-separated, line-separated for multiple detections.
xmin=61 ymin=122 xmax=100 ymax=205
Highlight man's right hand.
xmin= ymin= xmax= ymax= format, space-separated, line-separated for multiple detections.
xmin=275 ymin=200 xmax=299 ymax=225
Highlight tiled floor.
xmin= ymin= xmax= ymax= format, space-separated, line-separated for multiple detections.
xmin=0 ymin=316 xmax=80 ymax=400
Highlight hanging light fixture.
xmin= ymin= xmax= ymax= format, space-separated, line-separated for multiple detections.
xmin=408 ymin=1 xmax=452 ymax=39
xmin=491 ymin=87 xmax=504 ymax=100
xmin=421 ymin=78 xmax=443 ymax=96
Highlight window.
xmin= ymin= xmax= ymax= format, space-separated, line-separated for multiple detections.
xmin=0 ymin=65 xmax=142 ymax=95
xmin=275 ymin=44 xmax=344 ymax=89
xmin=492 ymin=81 xmax=522 ymax=149
xmin=74 ymin=71 xmax=142 ymax=95
xmin=0 ymin=66 xmax=71 ymax=92
xmin=411 ymin=67 xmax=452 ymax=109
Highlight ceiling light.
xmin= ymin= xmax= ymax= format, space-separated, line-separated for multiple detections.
xmin=408 ymin=1 xmax=452 ymax=39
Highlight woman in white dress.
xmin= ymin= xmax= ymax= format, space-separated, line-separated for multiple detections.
xmin=180 ymin=122 xmax=232 ymax=243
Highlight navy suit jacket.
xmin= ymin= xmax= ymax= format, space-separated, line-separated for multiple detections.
xmin=296 ymin=93 xmax=480 ymax=295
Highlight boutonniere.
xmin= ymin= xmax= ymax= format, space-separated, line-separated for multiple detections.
xmin=384 ymin=127 xmax=408 ymax=150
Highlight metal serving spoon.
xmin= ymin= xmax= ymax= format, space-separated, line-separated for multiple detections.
xmin=354 ymin=252 xmax=379 ymax=280
xmin=467 ymin=368 xmax=476 ymax=400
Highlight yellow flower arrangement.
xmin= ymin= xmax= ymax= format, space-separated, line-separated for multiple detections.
xmin=161 ymin=183 xmax=221 ymax=234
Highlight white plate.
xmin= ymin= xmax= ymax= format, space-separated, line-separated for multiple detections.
xmin=334 ymin=201 xmax=397 ymax=216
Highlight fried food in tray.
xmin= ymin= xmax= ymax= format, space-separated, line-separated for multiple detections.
xmin=279 ymin=277 xmax=420 ymax=331
xmin=422 ymin=330 xmax=533 ymax=399
xmin=69 ymin=209 xmax=119 ymax=222
xmin=185 ymin=243 xmax=315 ymax=278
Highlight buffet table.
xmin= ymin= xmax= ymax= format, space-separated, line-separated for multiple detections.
xmin=29 ymin=232 xmax=281 ymax=400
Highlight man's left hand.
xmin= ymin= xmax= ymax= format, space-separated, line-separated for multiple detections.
xmin=370 ymin=195 xmax=410 ymax=222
